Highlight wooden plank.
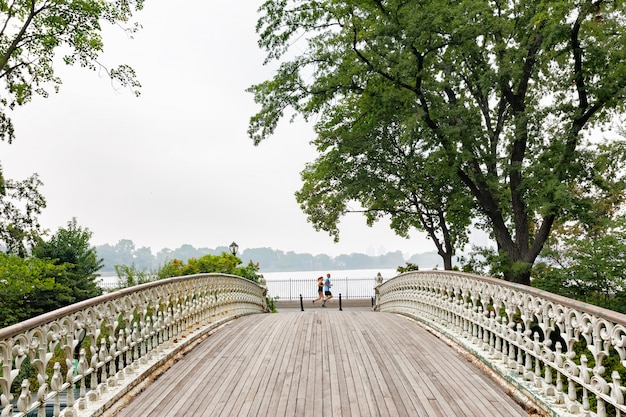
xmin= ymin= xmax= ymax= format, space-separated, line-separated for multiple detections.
xmin=274 ymin=312 xmax=307 ymax=417
xmin=381 ymin=312 xmax=493 ymax=416
xmin=397 ymin=315 xmax=486 ymax=415
xmin=247 ymin=313 xmax=296 ymax=417
xmin=300 ymin=312 xmax=318 ymax=417
xmin=354 ymin=316 xmax=416 ymax=417
xmin=119 ymin=322 xmax=240 ymax=416
xmin=346 ymin=311 xmax=402 ymax=417
xmin=111 ymin=310 xmax=532 ymax=417
xmin=196 ymin=319 xmax=264 ymax=417
xmin=217 ymin=315 xmax=279 ymax=417
xmin=368 ymin=315 xmax=457 ymax=416
xmin=235 ymin=314 xmax=288 ymax=417
xmin=337 ymin=313 xmax=380 ymax=417
xmin=327 ymin=315 xmax=343 ymax=417
xmin=284 ymin=311 xmax=311 ymax=417
xmin=190 ymin=321 xmax=260 ymax=416
xmin=374 ymin=316 xmax=462 ymax=417
xmin=319 ymin=310 xmax=332 ymax=417
xmin=329 ymin=314 xmax=355 ymax=417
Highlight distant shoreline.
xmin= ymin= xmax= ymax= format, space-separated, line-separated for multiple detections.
xmin=259 ymin=268 xmax=399 ymax=281
xmin=98 ymin=267 xmax=409 ymax=286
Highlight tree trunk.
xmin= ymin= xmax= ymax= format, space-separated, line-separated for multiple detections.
xmin=440 ymin=251 xmax=453 ymax=271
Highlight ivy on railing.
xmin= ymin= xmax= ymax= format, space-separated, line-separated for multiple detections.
xmin=374 ymin=270 xmax=626 ymax=417
xmin=0 ymin=273 xmax=267 ymax=417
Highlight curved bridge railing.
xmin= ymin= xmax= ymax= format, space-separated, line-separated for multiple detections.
xmin=0 ymin=273 xmax=267 ymax=417
xmin=374 ymin=270 xmax=626 ymax=417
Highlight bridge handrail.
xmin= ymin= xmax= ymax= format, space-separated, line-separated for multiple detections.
xmin=0 ymin=273 xmax=267 ymax=417
xmin=374 ymin=270 xmax=626 ymax=417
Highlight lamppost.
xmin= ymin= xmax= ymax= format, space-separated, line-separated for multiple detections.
xmin=229 ymin=241 xmax=239 ymax=256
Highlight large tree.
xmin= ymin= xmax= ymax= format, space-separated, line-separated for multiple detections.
xmin=248 ymin=0 xmax=626 ymax=284
xmin=296 ymin=85 xmax=473 ymax=269
xmin=32 ymin=218 xmax=103 ymax=303
xmin=0 ymin=0 xmax=144 ymax=142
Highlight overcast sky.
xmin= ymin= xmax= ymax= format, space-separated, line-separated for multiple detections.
xmin=1 ymin=1 xmax=486 ymax=258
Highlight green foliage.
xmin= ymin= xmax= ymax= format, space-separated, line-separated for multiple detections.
xmin=0 ymin=165 xmax=46 ymax=257
xmin=97 ymin=242 xmax=230 ymax=274
xmin=32 ymin=218 xmax=104 ymax=303
xmin=0 ymin=0 xmax=145 ymax=142
xmin=249 ymin=0 xmax=626 ymax=285
xmin=157 ymin=252 xmax=260 ymax=282
xmin=237 ymin=259 xmax=262 ymax=282
xmin=156 ymin=257 xmax=185 ymax=279
xmin=114 ymin=263 xmax=154 ymax=288
xmin=266 ymin=295 xmax=278 ymax=313
xmin=0 ymin=218 xmax=104 ymax=326
xmin=532 ymin=137 xmax=626 ymax=307
xmin=457 ymin=249 xmax=491 ymax=276
xmin=397 ymin=262 xmax=419 ymax=274
xmin=562 ymin=340 xmax=626 ymax=417
xmin=0 ymin=253 xmax=66 ymax=327
xmin=533 ymin=215 xmax=626 ymax=313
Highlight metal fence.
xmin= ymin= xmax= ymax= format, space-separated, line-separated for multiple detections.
xmin=100 ymin=276 xmax=381 ymax=301
xmin=264 ymin=277 xmax=377 ymax=301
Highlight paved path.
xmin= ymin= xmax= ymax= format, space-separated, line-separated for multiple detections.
xmin=112 ymin=309 xmax=534 ymax=417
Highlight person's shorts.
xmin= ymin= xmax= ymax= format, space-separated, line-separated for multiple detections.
xmin=324 ymin=291 xmax=332 ymax=296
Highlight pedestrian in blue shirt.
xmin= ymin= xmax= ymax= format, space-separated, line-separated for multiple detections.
xmin=322 ymin=273 xmax=333 ymax=307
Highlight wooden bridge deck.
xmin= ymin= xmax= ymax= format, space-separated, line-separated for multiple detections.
xmin=111 ymin=308 xmax=534 ymax=417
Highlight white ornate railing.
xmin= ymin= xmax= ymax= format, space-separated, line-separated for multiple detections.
xmin=0 ymin=273 xmax=267 ymax=417
xmin=374 ymin=270 xmax=626 ymax=417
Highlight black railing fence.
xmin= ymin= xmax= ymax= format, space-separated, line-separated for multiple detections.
xmin=264 ymin=277 xmax=378 ymax=300
xmin=99 ymin=275 xmax=387 ymax=301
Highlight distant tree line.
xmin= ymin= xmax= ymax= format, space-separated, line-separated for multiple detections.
xmin=96 ymin=240 xmax=442 ymax=274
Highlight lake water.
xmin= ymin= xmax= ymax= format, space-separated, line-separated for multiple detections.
xmin=98 ymin=268 xmax=400 ymax=301
xmin=258 ymin=268 xmax=398 ymax=281
xmin=259 ymin=268 xmax=399 ymax=300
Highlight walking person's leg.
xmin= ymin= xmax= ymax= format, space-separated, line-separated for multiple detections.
xmin=322 ymin=290 xmax=332 ymax=306
xmin=322 ymin=273 xmax=332 ymax=306
xmin=314 ymin=277 xmax=324 ymax=303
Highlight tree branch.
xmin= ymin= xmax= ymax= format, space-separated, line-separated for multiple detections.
xmin=0 ymin=0 xmax=49 ymax=81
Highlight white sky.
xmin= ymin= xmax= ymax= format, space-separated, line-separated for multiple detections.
xmin=0 ymin=0 xmax=483 ymax=258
